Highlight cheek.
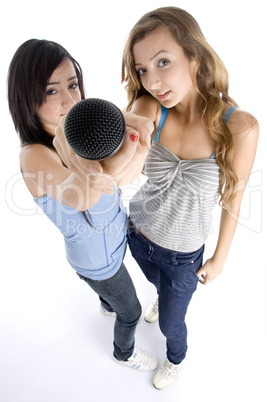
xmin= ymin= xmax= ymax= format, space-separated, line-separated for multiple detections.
xmin=174 ymin=68 xmax=192 ymax=90
xmin=140 ymin=76 xmax=151 ymax=92
xmin=76 ymin=91 xmax=82 ymax=102
xmin=36 ymin=103 xmax=57 ymax=123
xmin=45 ymin=102 xmax=59 ymax=114
xmin=140 ymin=76 xmax=146 ymax=88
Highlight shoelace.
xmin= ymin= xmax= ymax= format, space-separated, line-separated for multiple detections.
xmin=160 ymin=361 xmax=180 ymax=378
xmin=130 ymin=350 xmax=150 ymax=366
xmin=151 ymin=298 xmax=159 ymax=313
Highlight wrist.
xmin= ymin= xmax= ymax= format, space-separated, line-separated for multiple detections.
xmin=210 ymin=253 xmax=227 ymax=265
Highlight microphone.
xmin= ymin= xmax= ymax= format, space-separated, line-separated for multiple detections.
xmin=64 ymin=98 xmax=126 ymax=160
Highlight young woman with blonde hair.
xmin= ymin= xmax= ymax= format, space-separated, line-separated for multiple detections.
xmin=122 ymin=6 xmax=259 ymax=389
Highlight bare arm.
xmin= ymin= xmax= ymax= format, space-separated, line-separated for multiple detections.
xmin=52 ymin=109 xmax=154 ymax=195
xmin=129 ymin=95 xmax=160 ymax=124
xmin=20 ymin=143 xmax=100 ymax=211
xmin=100 ymin=103 xmax=157 ymax=184
xmin=20 ymin=104 xmax=156 ymax=211
xmin=197 ymin=110 xmax=259 ymax=284
xmin=100 ymin=112 xmax=152 ymax=185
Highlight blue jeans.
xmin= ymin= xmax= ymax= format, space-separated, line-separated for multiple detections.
xmin=127 ymin=220 xmax=204 ymax=364
xmin=77 ymin=262 xmax=142 ymax=361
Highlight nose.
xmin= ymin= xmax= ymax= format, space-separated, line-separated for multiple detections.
xmin=147 ymin=72 xmax=161 ymax=91
xmin=62 ymin=90 xmax=76 ymax=108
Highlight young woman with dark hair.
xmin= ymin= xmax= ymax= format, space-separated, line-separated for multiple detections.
xmin=7 ymin=38 xmax=157 ymax=372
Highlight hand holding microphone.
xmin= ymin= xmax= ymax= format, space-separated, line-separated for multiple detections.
xmin=53 ymin=98 xmax=152 ymax=190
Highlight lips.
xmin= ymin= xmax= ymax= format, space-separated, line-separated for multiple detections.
xmin=156 ymin=90 xmax=170 ymax=101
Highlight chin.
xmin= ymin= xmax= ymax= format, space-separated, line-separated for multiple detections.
xmin=161 ymin=100 xmax=176 ymax=109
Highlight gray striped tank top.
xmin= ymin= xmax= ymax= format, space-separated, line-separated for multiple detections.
xmin=129 ymin=106 xmax=236 ymax=252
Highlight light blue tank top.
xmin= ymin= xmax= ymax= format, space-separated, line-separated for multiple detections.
xmin=34 ymin=187 xmax=127 ymax=280
xmin=154 ymin=105 xmax=237 ymax=158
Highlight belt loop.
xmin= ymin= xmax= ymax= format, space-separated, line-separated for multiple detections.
xmin=127 ymin=218 xmax=135 ymax=239
xmin=148 ymin=244 xmax=154 ymax=261
xmin=171 ymin=252 xmax=179 ymax=265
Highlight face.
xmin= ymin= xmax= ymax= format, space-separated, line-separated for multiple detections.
xmin=36 ymin=58 xmax=82 ymax=135
xmin=133 ymin=28 xmax=196 ymax=108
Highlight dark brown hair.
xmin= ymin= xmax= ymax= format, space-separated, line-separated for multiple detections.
xmin=8 ymin=39 xmax=85 ymax=150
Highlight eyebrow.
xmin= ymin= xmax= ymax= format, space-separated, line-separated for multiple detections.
xmin=135 ymin=50 xmax=169 ymax=66
xmin=47 ymin=76 xmax=78 ymax=85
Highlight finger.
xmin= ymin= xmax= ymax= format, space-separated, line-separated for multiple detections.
xmin=71 ymin=154 xmax=104 ymax=179
xmin=123 ymin=111 xmax=154 ymax=136
xmin=56 ymin=122 xmax=104 ymax=177
xmin=101 ymin=130 xmax=139 ymax=175
xmin=53 ymin=135 xmax=71 ymax=168
xmin=138 ymin=131 xmax=151 ymax=149
xmin=89 ymin=173 xmax=115 ymax=194
xmin=55 ymin=117 xmax=77 ymax=167
xmin=54 ymin=124 xmax=70 ymax=161
xmin=198 ymin=276 xmax=205 ymax=284
xmin=197 ymin=270 xmax=207 ymax=283
xmin=123 ymin=113 xmax=152 ymax=149
xmin=54 ymin=117 xmax=66 ymax=143
xmin=54 ymin=125 xmax=107 ymax=187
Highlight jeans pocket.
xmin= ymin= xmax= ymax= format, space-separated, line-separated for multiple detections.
xmin=178 ymin=246 xmax=204 ymax=275
xmin=191 ymin=250 xmax=204 ymax=276
xmin=169 ymin=252 xmax=203 ymax=293
xmin=171 ymin=265 xmax=199 ymax=293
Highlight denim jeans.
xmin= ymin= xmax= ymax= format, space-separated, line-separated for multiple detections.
xmin=77 ymin=262 xmax=141 ymax=361
xmin=127 ymin=220 xmax=204 ymax=364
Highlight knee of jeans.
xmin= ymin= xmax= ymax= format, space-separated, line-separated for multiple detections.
xmin=134 ymin=300 xmax=142 ymax=321
xmin=159 ymin=317 xmax=186 ymax=339
xmin=130 ymin=299 xmax=142 ymax=324
xmin=119 ymin=299 xmax=142 ymax=324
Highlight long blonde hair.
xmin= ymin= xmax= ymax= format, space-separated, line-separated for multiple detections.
xmin=122 ymin=6 xmax=239 ymax=207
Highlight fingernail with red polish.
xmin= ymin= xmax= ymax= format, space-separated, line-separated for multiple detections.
xmin=130 ymin=133 xmax=139 ymax=142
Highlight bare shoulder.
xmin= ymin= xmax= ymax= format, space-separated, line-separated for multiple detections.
xmin=20 ymin=144 xmax=62 ymax=172
xmin=226 ymin=108 xmax=259 ymax=185
xmin=227 ymin=108 xmax=259 ymax=145
xmin=19 ymin=144 xmax=64 ymax=198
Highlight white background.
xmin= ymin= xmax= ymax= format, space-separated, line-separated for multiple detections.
xmin=1 ymin=0 xmax=266 ymax=401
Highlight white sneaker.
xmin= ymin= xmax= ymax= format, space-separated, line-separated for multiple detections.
xmin=113 ymin=349 xmax=158 ymax=372
xmin=153 ymin=358 xmax=184 ymax=390
xmin=145 ymin=297 xmax=159 ymax=323
xmin=100 ymin=304 xmax=116 ymax=317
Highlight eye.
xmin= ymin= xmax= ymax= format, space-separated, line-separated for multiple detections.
xmin=69 ymin=82 xmax=79 ymax=90
xmin=46 ymin=88 xmax=57 ymax=96
xmin=158 ymin=59 xmax=170 ymax=67
xmin=136 ymin=68 xmax=146 ymax=77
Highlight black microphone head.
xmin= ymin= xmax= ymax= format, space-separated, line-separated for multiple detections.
xmin=64 ymin=98 xmax=126 ymax=160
